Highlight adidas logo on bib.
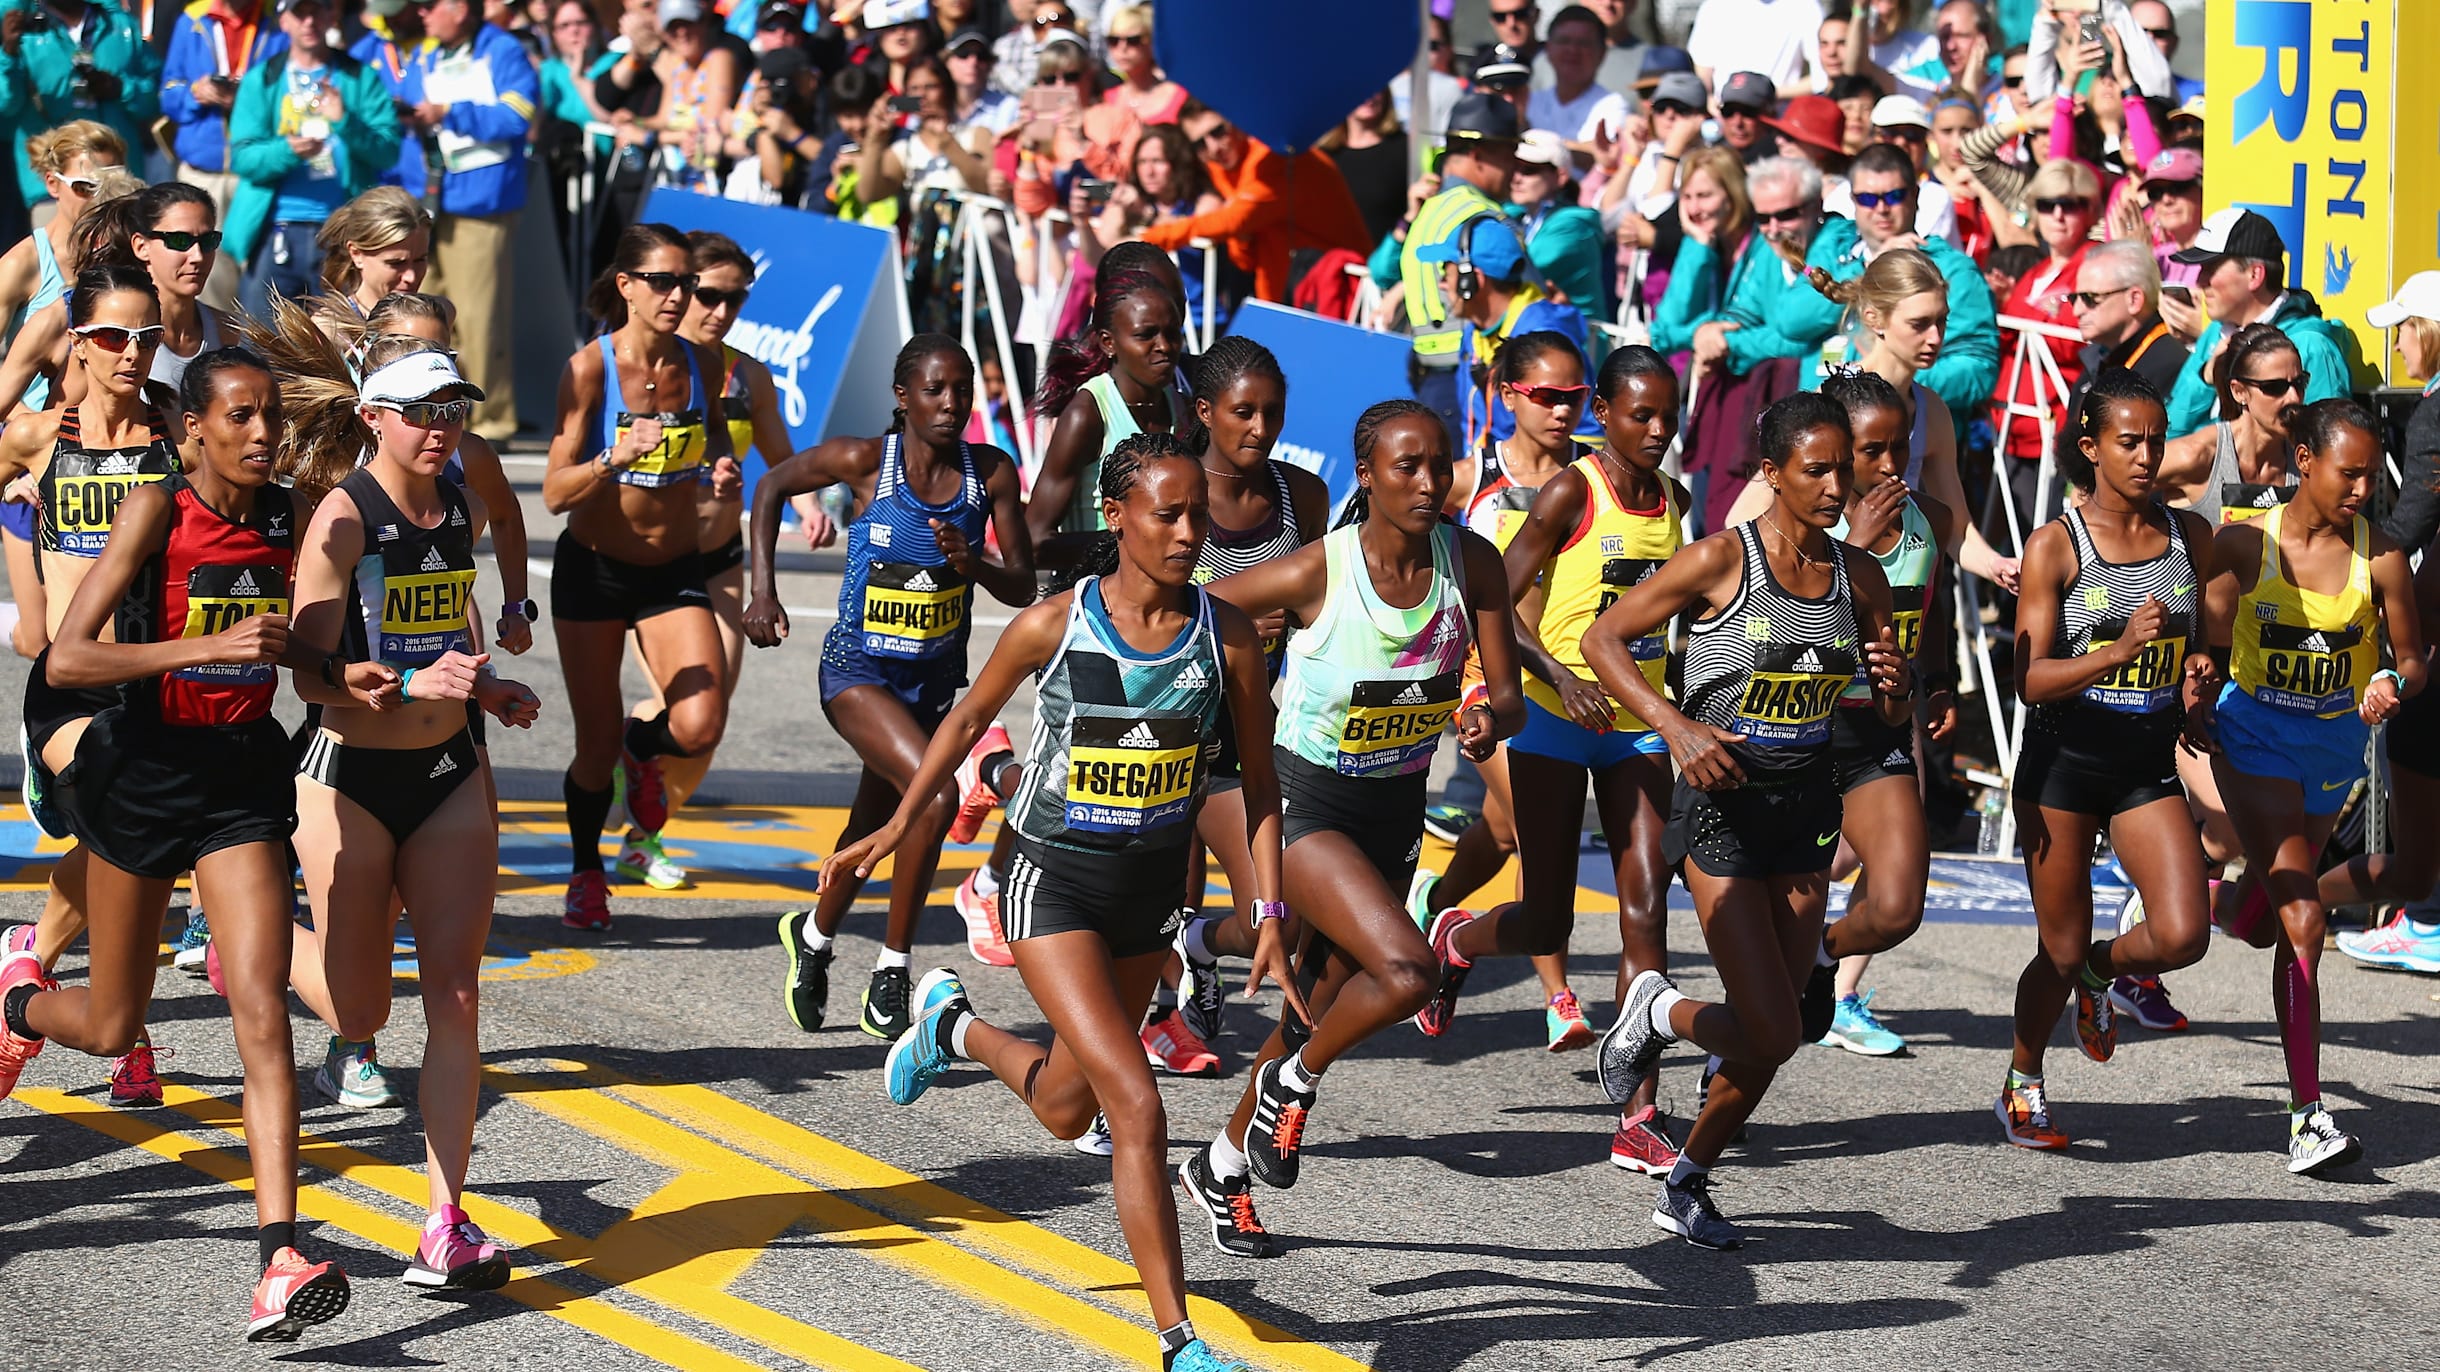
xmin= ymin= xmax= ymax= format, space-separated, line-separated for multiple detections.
xmin=1393 ymin=681 xmax=1428 ymax=705
xmin=429 ymin=753 xmax=459 ymax=779
xmin=420 ymin=546 xmax=451 ymax=572
xmin=2300 ymin=632 xmax=2330 ymax=654
xmin=1117 ymin=722 xmax=1161 ymax=748
xmin=1795 ymin=648 xmax=1823 ymax=673
xmin=230 ymin=570 xmax=260 ymax=597
xmin=2253 ymin=488 xmax=2280 ymax=508
xmin=905 ymin=568 xmax=938 ymax=592
xmin=98 ymin=452 xmax=139 ymax=475
xmin=1172 ymin=660 xmax=1211 ymax=690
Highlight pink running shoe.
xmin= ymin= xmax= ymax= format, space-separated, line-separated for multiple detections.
xmin=1142 ymin=1009 xmax=1221 ymax=1076
xmin=562 ymin=870 xmax=613 ymax=932
xmin=108 ymin=1035 xmax=167 ymax=1108
xmin=618 ymin=750 xmax=669 ymax=835
xmin=954 ymin=869 xmax=1014 ymax=967
xmin=948 ymin=723 xmax=1014 ymax=844
xmin=2 ymin=923 xmax=33 ymax=959
xmin=403 ymin=1203 xmax=510 ymax=1291
xmin=205 ymin=938 xmax=228 ymax=997
xmin=0 ymin=950 xmax=51 ymax=1101
xmin=248 ymin=1246 xmax=350 ymax=1342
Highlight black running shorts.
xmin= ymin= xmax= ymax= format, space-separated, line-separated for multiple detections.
xmin=1003 ymin=836 xmax=1190 ymax=959
xmin=1275 ymin=745 xmax=1427 ymax=892
xmin=23 ymin=646 xmax=116 ymax=759
xmin=1828 ymin=707 xmax=1917 ymax=794
xmin=701 ymin=532 xmax=746 ymax=579
xmin=2386 ymin=684 xmax=2440 ymax=781
xmin=2016 ymin=730 xmax=2182 ymax=817
xmin=1664 ymin=761 xmax=1840 ymax=879
xmin=298 ymin=728 xmax=482 ymax=845
xmin=550 ymin=530 xmax=711 ymax=625
xmin=59 ymin=709 xmax=297 ymax=879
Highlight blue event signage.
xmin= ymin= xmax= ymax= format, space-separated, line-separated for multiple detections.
xmin=1224 ymin=301 xmax=1417 ymax=516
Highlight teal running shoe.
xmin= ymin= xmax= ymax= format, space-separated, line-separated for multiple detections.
xmin=1166 ymin=1339 xmax=1252 ymax=1372
xmin=315 ymin=1035 xmax=402 ymax=1108
xmin=883 ymin=968 xmax=969 ymax=1106
xmin=1404 ymin=865 xmax=1439 ymax=932
xmin=172 ymin=906 xmax=213 ymax=976
xmin=1819 ymin=990 xmax=1906 ymax=1057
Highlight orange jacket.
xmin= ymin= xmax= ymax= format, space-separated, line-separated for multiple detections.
xmin=1141 ymin=138 xmax=1371 ymax=302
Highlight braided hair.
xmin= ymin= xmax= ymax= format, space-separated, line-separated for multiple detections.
xmin=1048 ymin=430 xmax=1196 ymax=591
xmin=1334 ymin=398 xmax=1447 ymax=530
xmin=1179 ymin=335 xmax=1285 ymax=455
xmin=2059 ymin=366 xmax=2165 ymax=494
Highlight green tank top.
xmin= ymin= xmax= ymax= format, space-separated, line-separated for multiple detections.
xmin=1830 ymin=494 xmax=1935 ymax=703
xmin=1063 ymin=372 xmax=1172 ymax=535
xmin=1275 ymin=523 xmax=1473 ymax=777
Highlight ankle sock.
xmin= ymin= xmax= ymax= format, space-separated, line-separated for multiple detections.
xmin=2080 ymin=937 xmax=2115 ymax=988
xmin=1181 ymin=917 xmax=1217 ymax=964
xmin=3 ymin=981 xmax=40 ymax=1041
xmin=875 ymin=948 xmax=911 ymax=971
xmin=1158 ymin=1320 xmax=1197 ymax=1367
xmin=938 ymin=1003 xmax=973 ymax=1058
xmin=1278 ymin=1049 xmax=1319 ymax=1094
xmin=1649 ymin=987 xmax=1685 ymax=1038
xmin=258 ymin=1220 xmax=297 ymax=1269
xmin=1665 ymin=1155 xmax=1708 ymax=1187
xmin=1208 ymin=1130 xmax=1251 ymax=1180
xmin=2006 ymin=1068 xmax=2043 ymax=1091
xmin=970 ymin=864 xmax=1001 ymax=898
xmin=801 ymin=915 xmax=835 ymax=954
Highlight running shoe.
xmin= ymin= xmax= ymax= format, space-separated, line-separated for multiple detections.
xmin=778 ymin=911 xmax=834 ymax=1032
xmin=1608 ymin=1104 xmax=1679 ymax=1175
xmin=1166 ymin=1339 xmax=1253 ymax=1372
xmin=2287 ymin=1102 xmax=2363 ymax=1176
xmin=1995 ymin=1078 xmax=2070 ymax=1151
xmin=561 ymin=870 xmax=612 ymax=932
xmin=616 ymin=749 xmax=669 ymax=835
xmin=0 ymin=949 xmax=47 ymax=1102
xmin=2337 ymin=910 xmax=2440 ymax=974
xmin=19 ymin=722 xmax=67 ymax=840
xmin=2115 ymin=884 xmax=2146 ymax=937
xmin=953 ymin=870 xmax=1014 ymax=968
xmin=1178 ymin=1146 xmax=1281 ymax=1259
xmin=1545 ymin=987 xmax=1595 ymax=1052
xmin=1598 ymin=969 xmax=1675 ymax=1105
xmin=172 ymin=906 xmax=213 ymax=975
xmin=1403 ymin=865 xmax=1440 ymax=931
xmin=108 ymin=1035 xmax=165 ymax=1108
xmin=1413 ymin=908 xmax=1479 ymax=1038
xmin=3 ymin=923 xmax=33 ymax=960
xmin=614 ymin=832 xmax=688 ymax=890
xmin=2073 ymin=968 xmax=2117 ymax=1063
xmin=948 ymin=722 xmax=1014 ymax=844
xmin=1243 ymin=1055 xmax=1316 ymax=1191
xmin=1820 ymin=991 xmax=1906 ymax=1057
xmin=861 ymin=965 xmax=914 ymax=1041
xmin=883 ymin=968 xmax=969 ymax=1106
xmin=403 ymin=1203 xmax=510 ymax=1291
xmin=1422 ymin=803 xmax=1475 ymax=844
xmin=1799 ymin=959 xmax=1836 ymax=1044
xmin=1651 ymin=1171 xmax=1742 ymax=1251
xmin=315 ymin=1036 xmax=401 ymax=1109
xmin=1071 ymin=1111 xmax=1113 ymax=1157
xmin=1142 ymin=1009 xmax=1220 ymax=1076
xmin=2109 ymin=976 xmax=2189 ymax=1032
xmin=247 ymin=1246 xmax=350 ymax=1342
xmin=1175 ymin=919 xmax=1226 ymax=1043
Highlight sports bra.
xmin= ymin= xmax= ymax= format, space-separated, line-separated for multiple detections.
xmin=593 ymin=334 xmax=709 ymax=488
xmin=38 ymin=402 xmax=180 ymax=559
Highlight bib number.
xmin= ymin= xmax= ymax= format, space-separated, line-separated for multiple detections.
xmin=1732 ymin=644 xmax=1854 ymax=747
xmin=2254 ymin=622 xmax=2363 ymax=714
xmin=49 ymin=471 xmax=167 ymax=556
xmin=614 ymin=411 xmax=709 ymax=488
xmin=861 ymin=560 xmax=967 ymax=659
xmin=1065 ymin=714 xmax=1200 ymax=834
xmin=2082 ymin=623 xmax=2188 ymax=714
xmin=380 ymin=559 xmax=477 ymax=665
xmin=1339 ymin=672 xmax=1460 ymax=776
xmin=175 ymin=562 xmax=289 ymax=685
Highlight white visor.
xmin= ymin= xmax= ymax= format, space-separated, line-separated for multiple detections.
xmin=360 ymin=350 xmax=484 ymax=407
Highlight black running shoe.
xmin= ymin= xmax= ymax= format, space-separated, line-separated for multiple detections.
xmin=1176 ymin=919 xmax=1227 ymax=1043
xmin=1800 ymin=960 xmax=1836 ymax=1044
xmin=1244 ymin=1056 xmax=1316 ymax=1191
xmin=861 ymin=965 xmax=913 ymax=1041
xmin=1652 ymin=1171 xmax=1742 ymax=1250
xmin=779 ymin=911 xmax=833 ymax=1032
xmin=1598 ymin=969 xmax=1676 ymax=1105
xmin=1178 ymin=1146 xmax=1282 ymax=1258
xmin=1413 ymin=908 xmax=1478 ymax=1037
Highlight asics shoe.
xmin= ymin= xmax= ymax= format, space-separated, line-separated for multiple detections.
xmin=1178 ymin=1146 xmax=1281 ymax=1259
xmin=2336 ymin=910 xmax=2440 ymax=974
xmin=108 ymin=1035 xmax=165 ymax=1108
xmin=1545 ymin=987 xmax=1594 ymax=1052
xmin=2073 ymin=968 xmax=2117 ymax=1063
xmin=1422 ymin=804 xmax=1475 ymax=844
xmin=1175 ymin=919 xmax=1226 ymax=1043
xmin=1404 ymin=865 xmax=1440 ymax=932
xmin=314 ymin=1036 xmax=401 ymax=1109
xmin=1799 ymin=959 xmax=1836 ymax=1044
xmin=1244 ymin=1055 xmax=1316 ymax=1191
xmin=1142 ymin=1009 xmax=1220 ymax=1076
xmin=1608 ymin=1104 xmax=1679 ymax=1175
xmin=883 ymin=968 xmax=969 ymax=1106
xmin=1413 ymin=908 xmax=1479 ymax=1038
xmin=403 ymin=1203 xmax=509 ymax=1291
xmin=1651 ymin=1171 xmax=1742 ymax=1250
xmin=778 ymin=912 xmax=834 ymax=1032
xmin=614 ymin=832 xmax=688 ymax=890
xmin=561 ymin=870 xmax=612 ymax=932
xmin=861 ymin=965 xmax=914 ymax=1041
xmin=2287 ymin=1102 xmax=2363 ymax=1176
xmin=616 ymin=750 xmax=669 ymax=835
xmin=1995 ymin=1079 xmax=2070 ymax=1151
xmin=1071 ymin=1111 xmax=1114 ymax=1157
xmin=2109 ymin=975 xmax=2189 ymax=1032
xmin=1598 ymin=969 xmax=1676 ymax=1105
xmin=948 ymin=722 xmax=1013 ymax=844
xmin=1820 ymin=991 xmax=1906 ymax=1057
xmin=247 ymin=1247 xmax=350 ymax=1342
xmin=954 ymin=870 xmax=1014 ymax=968
xmin=1166 ymin=1338 xmax=1253 ymax=1372
xmin=172 ymin=906 xmax=213 ymax=975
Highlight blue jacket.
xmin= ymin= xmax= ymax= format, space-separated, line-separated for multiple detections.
xmin=2166 ymin=292 xmax=2355 ymax=437
xmin=0 ymin=0 xmax=162 ymax=203
xmin=349 ymin=26 xmax=430 ymax=195
xmin=1806 ymin=216 xmax=2001 ymax=422
xmin=224 ymin=51 xmax=403 ymax=265
xmin=1652 ymin=229 xmax=1767 ymax=359
xmin=161 ymin=0 xmax=290 ymax=173
xmin=396 ymin=23 xmax=537 ymax=217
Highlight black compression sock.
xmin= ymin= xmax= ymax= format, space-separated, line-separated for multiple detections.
xmin=565 ymin=771 xmax=614 ymax=875
xmin=982 ymin=752 xmax=1018 ymax=801
xmin=259 ymin=1220 xmax=297 ymax=1269
xmin=3 ymin=981 xmax=41 ymax=1041
xmin=625 ymin=710 xmax=684 ymax=761
xmin=1158 ymin=1321 xmax=1197 ymax=1369
xmin=934 ymin=1002 xmax=968 ymax=1058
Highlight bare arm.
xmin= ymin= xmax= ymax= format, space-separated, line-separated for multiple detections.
xmin=453 ymin=431 xmax=529 ymax=603
xmin=0 ymin=301 xmax=67 ymax=420
xmin=51 ymin=485 xmax=305 ymax=686
xmin=1459 ymin=528 xmax=1526 ymax=753
xmin=541 ymin=346 xmax=621 ymax=513
xmin=742 ymin=436 xmax=881 ymax=647
xmin=1025 ymin=391 xmax=1106 ymax=551
xmin=1205 ymin=536 xmax=1330 ymax=630
xmin=2371 ymin=532 xmax=2427 ymax=706
xmin=1583 ymin=530 xmax=1747 ymax=788
xmin=961 ymin=443 xmax=1037 ymax=607
xmin=1912 ymin=390 xmax=2018 ymax=590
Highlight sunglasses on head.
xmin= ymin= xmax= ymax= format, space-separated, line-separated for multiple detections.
xmin=145 ymin=229 xmax=223 ymax=253
xmin=73 ymin=323 xmax=165 ymax=351
xmin=1502 ymin=381 xmax=1589 ymax=408
xmin=1852 ymin=188 xmax=1910 ymax=210
xmin=1756 ymin=204 xmax=1813 ymax=226
xmin=2034 ymin=196 xmax=2088 ymax=215
xmin=1038 ymin=69 xmax=1084 ymax=84
xmin=1032 ymin=11 xmax=1070 ymax=26
xmin=2236 ymin=373 xmax=2308 ymax=399
xmin=377 ymin=398 xmax=476 ymax=427
xmin=626 ymin=269 xmax=700 ymax=294
xmin=693 ymin=285 xmax=749 ymax=309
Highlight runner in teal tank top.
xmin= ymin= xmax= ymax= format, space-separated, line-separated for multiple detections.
xmin=824 ymin=434 xmax=1294 ymax=1372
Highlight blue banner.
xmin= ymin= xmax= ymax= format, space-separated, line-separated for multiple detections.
xmin=1153 ymin=0 xmax=1417 ymax=153
xmin=1225 ymin=301 xmax=1416 ymax=513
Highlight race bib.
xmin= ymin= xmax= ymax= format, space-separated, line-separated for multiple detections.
xmin=2253 ymin=622 xmax=2363 ymax=714
xmin=2218 ymin=483 xmax=2291 ymax=523
xmin=614 ymin=410 xmax=709 ymax=488
xmin=1338 ymin=672 xmax=1459 ymax=776
xmin=1600 ymin=556 xmax=1667 ymax=685
xmin=175 ymin=562 xmax=289 ymax=686
xmin=861 ymin=560 xmax=967 ymax=659
xmin=48 ymin=470 xmax=168 ymax=557
xmin=1065 ymin=714 xmax=1199 ymax=834
xmin=379 ymin=549 xmax=476 ymax=665
xmin=2082 ymin=617 xmax=2189 ymax=714
xmin=1732 ymin=644 xmax=1853 ymax=747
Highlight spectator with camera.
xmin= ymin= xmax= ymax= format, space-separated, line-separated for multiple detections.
xmin=1139 ymin=99 xmax=1369 ymax=306
xmin=163 ymin=0 xmax=289 ymax=310
xmin=0 ymin=0 xmax=159 ymax=219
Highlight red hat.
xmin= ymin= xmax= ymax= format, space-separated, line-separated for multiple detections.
xmin=1764 ymin=95 xmax=1846 ymax=156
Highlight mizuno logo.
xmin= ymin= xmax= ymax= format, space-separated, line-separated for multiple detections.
xmin=1117 ymin=722 xmax=1160 ymax=748
xmin=420 ymin=547 xmax=451 ymax=572
xmin=429 ymin=754 xmax=459 ymax=779
xmin=1172 ymin=660 xmax=1211 ymax=689
xmin=904 ymin=568 xmax=937 ymax=592
xmin=229 ymin=570 xmax=259 ymax=596
xmin=1394 ymin=681 xmax=1428 ymax=705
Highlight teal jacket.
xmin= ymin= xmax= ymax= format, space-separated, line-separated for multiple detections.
xmin=2166 ymin=292 xmax=2354 ymax=437
xmin=1804 ymin=216 xmax=2001 ymax=422
xmin=0 ymin=0 xmax=162 ymax=205
xmin=1652 ymin=228 xmax=1768 ymax=359
xmin=1509 ymin=199 xmax=1610 ymax=327
xmin=225 ymin=51 xmax=402 ymax=267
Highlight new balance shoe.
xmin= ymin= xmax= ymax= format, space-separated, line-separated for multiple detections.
xmin=1413 ymin=908 xmax=1479 ymax=1038
xmin=1178 ymin=1146 xmax=1281 ymax=1258
xmin=1651 ymin=1171 xmax=1742 ymax=1250
xmin=172 ymin=906 xmax=213 ymax=975
xmin=614 ymin=832 xmax=688 ymax=890
xmin=1545 ymin=987 xmax=1594 ymax=1052
xmin=403 ymin=1204 xmax=509 ymax=1291
xmin=1243 ymin=1055 xmax=1315 ymax=1191
xmin=1799 ymin=959 xmax=1836 ymax=1044
xmin=1175 ymin=920 xmax=1226 ymax=1043
xmin=1819 ymin=991 xmax=1906 ymax=1057
xmin=1995 ymin=1078 xmax=2070 ymax=1151
xmin=2287 ymin=1101 xmax=2362 ymax=1176
xmin=1403 ymin=865 xmax=1440 ymax=932
xmin=1598 ymin=969 xmax=1676 ymax=1105
xmin=2336 ymin=910 xmax=2440 ymax=974
xmin=1422 ymin=804 xmax=1475 ymax=844
xmin=1608 ymin=1104 xmax=1679 ymax=1175
xmin=247 ymin=1247 xmax=349 ymax=1342
xmin=561 ymin=870 xmax=612 ymax=932
xmin=315 ymin=1036 xmax=401 ymax=1109
xmin=883 ymin=968 xmax=969 ymax=1106
xmin=2073 ymin=968 xmax=2117 ymax=1063
xmin=108 ymin=1035 xmax=165 ymax=1108
xmin=948 ymin=722 xmax=1013 ymax=844
xmin=953 ymin=870 xmax=1014 ymax=968
xmin=1166 ymin=1339 xmax=1253 ymax=1372
xmin=1071 ymin=1111 xmax=1114 ymax=1157
xmin=1143 ymin=1009 xmax=1220 ymax=1076
xmin=861 ymin=965 xmax=914 ymax=1041
xmin=778 ymin=912 xmax=834 ymax=1031
xmin=2108 ymin=975 xmax=2189 ymax=1032
xmin=615 ymin=749 xmax=669 ymax=835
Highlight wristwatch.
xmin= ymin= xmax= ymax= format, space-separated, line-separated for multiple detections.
xmin=502 ymin=598 xmax=538 ymax=621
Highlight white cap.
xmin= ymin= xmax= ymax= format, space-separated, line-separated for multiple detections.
xmin=861 ymin=0 xmax=928 ymax=29
xmin=2367 ymin=271 xmax=2440 ymax=329
xmin=1516 ymin=128 xmax=1568 ymax=170
xmin=1870 ymin=94 xmax=1931 ymax=129
xmin=361 ymin=350 xmax=483 ymax=407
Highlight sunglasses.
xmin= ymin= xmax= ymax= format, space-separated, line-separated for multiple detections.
xmin=1503 ymin=382 xmax=1589 ymax=408
xmin=2146 ymin=178 xmax=2199 ymax=197
xmin=1197 ymin=123 xmax=1235 ymax=145
xmin=2235 ymin=373 xmax=2308 ymax=399
xmin=693 ymin=285 xmax=749 ymax=309
xmin=2067 ymin=290 xmax=2121 ymax=309
xmin=2002 ymin=74 xmax=2024 ymax=88
xmin=1756 ymin=204 xmax=1813 ymax=226
xmin=61 ymin=174 xmax=102 ymax=195
xmin=1107 ymin=32 xmax=1145 ymax=46
xmin=2143 ymin=26 xmax=2175 ymax=41
xmin=1882 ymin=125 xmax=1927 ymax=142
xmin=1651 ymin=101 xmax=1698 ymax=118
xmin=1718 ymin=105 xmax=1761 ymax=120
xmin=2034 ymin=196 xmax=2089 ymax=215
xmin=1038 ymin=70 xmax=1084 ymax=85
xmin=145 ymin=229 xmax=223 ymax=253
xmin=377 ymin=398 xmax=476 ymax=427
xmin=73 ymin=323 xmax=165 ymax=351
xmin=1489 ymin=7 xmax=1533 ymax=23
xmin=626 ymin=269 xmax=700 ymax=294
xmin=1852 ymin=189 xmax=1910 ymax=210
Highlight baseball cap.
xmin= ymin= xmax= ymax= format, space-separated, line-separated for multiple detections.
xmin=2367 ymin=271 xmax=2440 ymax=329
xmin=657 ymin=0 xmax=704 ymax=25
xmin=1471 ymin=43 xmax=1532 ymax=90
xmin=1649 ymin=72 xmax=1707 ymax=114
xmin=1035 ymin=26 xmax=1088 ymax=52
xmin=1515 ymin=129 xmax=1568 ymax=170
xmin=1632 ymin=46 xmax=1694 ymax=91
xmin=2143 ymin=147 xmax=2203 ymax=184
xmin=2170 ymin=207 xmax=2286 ymax=265
xmin=1764 ymin=94 xmax=1845 ymax=155
xmin=1444 ymin=90 xmax=1523 ymax=144
xmin=943 ymin=25 xmax=990 ymax=55
xmin=861 ymin=0 xmax=929 ymax=29
xmin=361 ymin=350 xmax=484 ymax=407
xmin=1870 ymin=95 xmax=1931 ymax=130
xmin=1718 ymin=71 xmax=1776 ymax=113
xmin=1416 ymin=214 xmax=1528 ymax=282
xmin=757 ymin=0 xmax=807 ymax=27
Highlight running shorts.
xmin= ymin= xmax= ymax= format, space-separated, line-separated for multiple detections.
xmin=550 ymin=530 xmax=710 ymax=625
xmin=2385 ymin=680 xmax=2440 ymax=781
xmin=2214 ymin=683 xmax=2369 ymax=817
xmin=2015 ymin=729 xmax=2181 ymax=818
xmin=1276 ymin=745 xmax=1427 ymax=891
xmin=818 ymin=624 xmax=960 ymax=729
xmin=1003 ymin=836 xmax=1190 ymax=959
xmin=23 ymin=646 xmax=117 ymax=757
xmin=702 ymin=532 xmax=746 ymax=579
xmin=58 ymin=709 xmax=296 ymax=879
xmin=1663 ymin=761 xmax=1839 ymax=879
xmin=1828 ymin=706 xmax=1917 ymax=794
xmin=298 ymin=727 xmax=482 ymax=843
xmin=0 ymin=497 xmax=35 ymax=542
xmin=1507 ymin=694 xmax=1669 ymax=770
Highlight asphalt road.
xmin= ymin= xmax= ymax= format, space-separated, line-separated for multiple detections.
xmin=3 ymin=452 xmax=2439 ymax=1371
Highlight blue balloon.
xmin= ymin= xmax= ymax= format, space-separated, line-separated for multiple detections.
xmin=1151 ymin=0 xmax=1420 ymax=153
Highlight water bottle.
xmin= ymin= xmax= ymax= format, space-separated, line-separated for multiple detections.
xmin=1976 ymin=785 xmax=2007 ymax=855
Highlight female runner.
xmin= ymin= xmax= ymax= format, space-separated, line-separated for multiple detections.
xmin=612 ymin=229 xmax=837 ymax=890
xmin=268 ymin=309 xmax=543 ymax=1287
xmin=1584 ymin=391 xmax=1911 ymax=1250
xmin=2191 ymin=398 xmax=2422 ymax=1174
xmin=1991 ymin=370 xmax=2211 ymax=1153
xmin=0 ymin=346 xmax=352 ymax=1341
xmin=1183 ymin=400 xmax=1523 ymax=1256
xmin=750 ymin=335 xmax=1031 ymax=1040
xmin=542 ymin=223 xmax=738 ymax=930
xmin=830 ymin=434 xmax=1295 ymax=1372
xmin=1418 ymin=343 xmax=1690 ymax=1178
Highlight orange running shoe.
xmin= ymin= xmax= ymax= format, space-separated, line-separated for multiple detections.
xmin=1995 ymin=1078 xmax=2070 ymax=1151
xmin=1142 ymin=1009 xmax=1220 ymax=1076
xmin=247 ymin=1246 xmax=350 ymax=1342
xmin=948 ymin=722 xmax=1013 ymax=844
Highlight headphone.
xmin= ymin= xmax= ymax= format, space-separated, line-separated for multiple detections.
xmin=1451 ymin=212 xmax=1551 ymax=304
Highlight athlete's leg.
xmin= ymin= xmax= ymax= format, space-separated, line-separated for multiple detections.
xmin=30 ymin=846 xmax=89 ymax=969
xmin=2010 ymin=803 xmax=2102 ymax=1077
xmin=1674 ymin=869 xmax=1826 ymax=1166
xmin=1592 ymin=753 xmax=1672 ymax=1111
xmin=395 ymin=775 xmax=502 ymax=1212
xmin=824 ymin=686 xmax=956 ymax=954
xmin=652 ymin=563 xmax=746 ymax=809
xmin=2176 ymin=744 xmax=2245 ymax=874
xmin=555 ymin=616 xmax=631 ymax=869
xmin=5 ymin=525 xmax=47 ymax=660
xmin=2214 ymin=757 xmax=2341 ymax=1107
xmin=1451 ymin=748 xmax=1587 ymax=962
xmin=2093 ymin=796 xmax=2212 ymax=975
xmin=808 ymin=768 xmax=902 ymax=940
xmin=1190 ymin=788 xmax=1257 ymax=959
xmin=1426 ymin=746 xmax=1516 ymax=913
xmin=1822 ymin=774 xmax=1929 ymax=962
xmin=21 ymin=861 xmax=171 ymax=1056
xmin=2319 ymin=762 xmax=2440 ymax=906
xmin=193 ymin=840 xmax=304 ymax=1230
xmin=630 ymin=603 xmax=730 ymax=761
xmin=287 ymin=777 xmax=406 ymax=1044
